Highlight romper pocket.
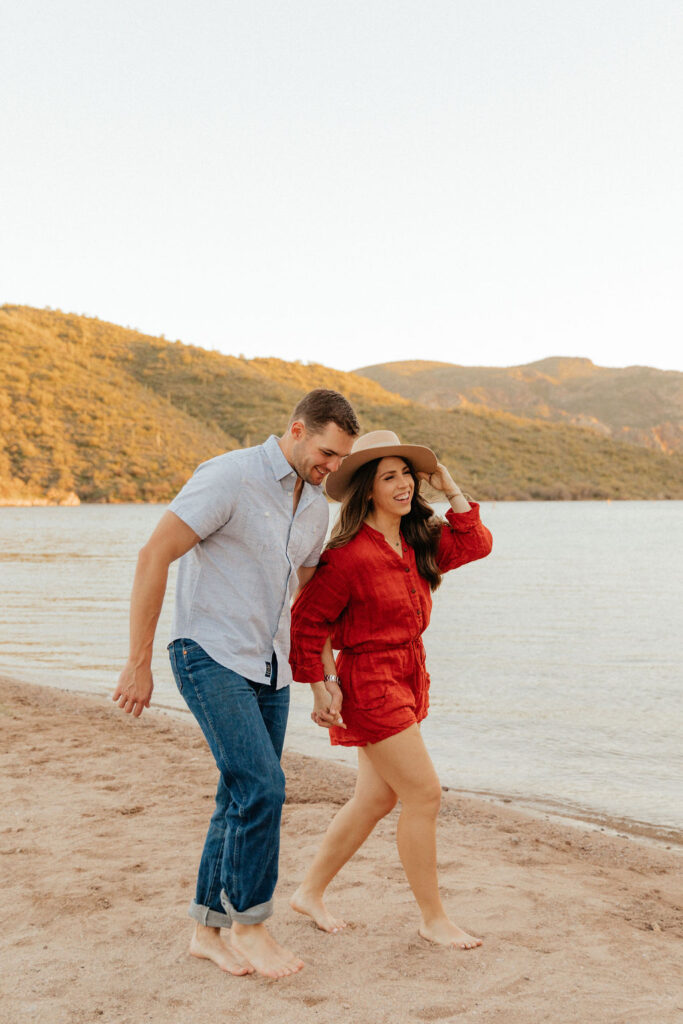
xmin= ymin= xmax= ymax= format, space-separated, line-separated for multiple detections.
xmin=356 ymin=687 xmax=387 ymax=710
xmin=343 ymin=655 xmax=388 ymax=710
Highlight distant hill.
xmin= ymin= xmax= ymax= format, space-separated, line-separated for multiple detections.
xmin=1 ymin=305 xmax=682 ymax=503
xmin=356 ymin=358 xmax=683 ymax=453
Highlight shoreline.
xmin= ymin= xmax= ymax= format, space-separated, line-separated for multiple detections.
xmin=444 ymin=787 xmax=683 ymax=850
xmin=2 ymin=673 xmax=681 ymax=1024
xmin=8 ymin=673 xmax=681 ymax=850
xmin=3 ymin=498 xmax=683 ymax=508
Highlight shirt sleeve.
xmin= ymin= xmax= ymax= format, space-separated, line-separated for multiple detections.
xmin=168 ymin=454 xmax=242 ymax=540
xmin=435 ymin=503 xmax=493 ymax=573
xmin=289 ymin=548 xmax=351 ymax=683
xmin=301 ymin=501 xmax=330 ymax=567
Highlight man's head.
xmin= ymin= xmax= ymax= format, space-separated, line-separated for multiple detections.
xmin=283 ymin=389 xmax=360 ymax=486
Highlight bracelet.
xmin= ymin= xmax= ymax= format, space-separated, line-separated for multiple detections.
xmin=324 ymin=674 xmax=340 ymax=684
xmin=445 ymin=491 xmax=463 ymax=501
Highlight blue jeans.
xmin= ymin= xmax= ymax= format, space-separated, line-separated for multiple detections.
xmin=168 ymin=639 xmax=290 ymax=927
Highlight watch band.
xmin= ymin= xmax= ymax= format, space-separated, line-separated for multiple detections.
xmin=323 ymin=674 xmax=340 ymax=684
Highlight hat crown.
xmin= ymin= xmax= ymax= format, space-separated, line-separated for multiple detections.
xmin=349 ymin=430 xmax=401 ymax=455
xmin=323 ymin=428 xmax=437 ymax=501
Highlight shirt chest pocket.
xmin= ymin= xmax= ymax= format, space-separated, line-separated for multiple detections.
xmin=228 ymin=493 xmax=314 ymax=565
xmin=222 ymin=505 xmax=277 ymax=557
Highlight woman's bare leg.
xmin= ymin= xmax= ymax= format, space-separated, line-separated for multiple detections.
xmin=290 ymin=748 xmax=398 ymax=932
xmin=364 ymin=724 xmax=482 ymax=950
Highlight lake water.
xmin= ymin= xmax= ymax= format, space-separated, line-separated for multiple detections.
xmin=1 ymin=502 xmax=681 ymax=841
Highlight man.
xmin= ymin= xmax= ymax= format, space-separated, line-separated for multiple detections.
xmin=113 ymin=389 xmax=359 ymax=979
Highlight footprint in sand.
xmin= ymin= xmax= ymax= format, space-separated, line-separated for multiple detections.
xmin=412 ymin=1006 xmax=460 ymax=1021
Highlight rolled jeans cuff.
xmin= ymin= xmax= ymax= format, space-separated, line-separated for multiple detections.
xmin=188 ymin=900 xmax=231 ymax=929
xmin=220 ymin=889 xmax=274 ymax=925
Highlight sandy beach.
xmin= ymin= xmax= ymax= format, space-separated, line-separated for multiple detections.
xmin=1 ymin=675 xmax=681 ymax=1024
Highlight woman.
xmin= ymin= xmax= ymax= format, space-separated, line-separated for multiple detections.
xmin=289 ymin=430 xmax=492 ymax=951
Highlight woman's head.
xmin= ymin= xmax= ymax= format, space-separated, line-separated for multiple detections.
xmin=368 ymin=456 xmax=415 ymax=518
xmin=327 ymin=455 xmax=443 ymax=590
xmin=336 ymin=456 xmax=418 ymax=526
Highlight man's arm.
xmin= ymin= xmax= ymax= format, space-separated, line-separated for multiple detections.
xmin=113 ymin=511 xmax=200 ymax=717
xmin=295 ymin=564 xmax=317 ymax=593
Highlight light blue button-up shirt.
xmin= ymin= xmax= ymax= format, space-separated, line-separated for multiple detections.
xmin=169 ymin=435 xmax=329 ymax=688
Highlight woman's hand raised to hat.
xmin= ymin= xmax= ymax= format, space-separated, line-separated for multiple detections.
xmin=417 ymin=462 xmax=457 ymax=494
xmin=418 ymin=463 xmax=472 ymax=512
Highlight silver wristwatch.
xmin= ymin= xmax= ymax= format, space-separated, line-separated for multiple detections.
xmin=324 ymin=674 xmax=340 ymax=684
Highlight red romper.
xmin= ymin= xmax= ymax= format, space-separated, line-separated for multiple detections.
xmin=289 ymin=504 xmax=493 ymax=747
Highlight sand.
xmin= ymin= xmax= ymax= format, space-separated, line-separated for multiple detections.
xmin=1 ymin=675 xmax=681 ymax=1024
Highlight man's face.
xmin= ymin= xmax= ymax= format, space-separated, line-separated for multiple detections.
xmin=290 ymin=421 xmax=355 ymax=486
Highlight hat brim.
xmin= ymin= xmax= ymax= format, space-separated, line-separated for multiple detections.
xmin=324 ymin=444 xmax=438 ymax=502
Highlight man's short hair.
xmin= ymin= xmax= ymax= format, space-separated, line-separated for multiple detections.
xmin=289 ymin=389 xmax=360 ymax=437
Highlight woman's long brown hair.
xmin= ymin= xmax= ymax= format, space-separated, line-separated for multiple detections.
xmin=327 ymin=457 xmax=444 ymax=591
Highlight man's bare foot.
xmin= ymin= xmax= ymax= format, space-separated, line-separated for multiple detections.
xmin=189 ymin=924 xmax=255 ymax=975
xmin=418 ymin=917 xmax=483 ymax=950
xmin=229 ymin=922 xmax=305 ymax=979
xmin=290 ymin=885 xmax=347 ymax=934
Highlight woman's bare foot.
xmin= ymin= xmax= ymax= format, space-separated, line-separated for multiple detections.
xmin=290 ymin=885 xmax=347 ymax=934
xmin=189 ymin=924 xmax=255 ymax=975
xmin=418 ymin=917 xmax=483 ymax=950
xmin=229 ymin=922 xmax=305 ymax=979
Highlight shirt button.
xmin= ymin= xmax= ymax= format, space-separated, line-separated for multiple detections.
xmin=411 ymin=588 xmax=416 ymax=594
xmin=404 ymin=566 xmax=410 ymax=573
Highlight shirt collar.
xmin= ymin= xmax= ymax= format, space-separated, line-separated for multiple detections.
xmin=264 ymin=434 xmax=297 ymax=482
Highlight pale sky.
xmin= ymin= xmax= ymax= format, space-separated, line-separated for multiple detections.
xmin=2 ymin=1 xmax=682 ymax=372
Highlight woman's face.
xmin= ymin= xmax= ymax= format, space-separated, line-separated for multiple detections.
xmin=369 ymin=457 xmax=414 ymax=518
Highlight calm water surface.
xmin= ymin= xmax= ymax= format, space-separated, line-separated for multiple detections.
xmin=1 ymin=502 xmax=681 ymax=838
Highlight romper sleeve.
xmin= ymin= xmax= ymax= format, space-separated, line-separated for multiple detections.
xmin=435 ymin=503 xmax=493 ymax=573
xmin=289 ymin=548 xmax=351 ymax=683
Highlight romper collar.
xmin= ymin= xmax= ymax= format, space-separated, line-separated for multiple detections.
xmin=361 ymin=520 xmax=407 ymax=558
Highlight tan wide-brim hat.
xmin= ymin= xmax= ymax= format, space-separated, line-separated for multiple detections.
xmin=324 ymin=430 xmax=438 ymax=502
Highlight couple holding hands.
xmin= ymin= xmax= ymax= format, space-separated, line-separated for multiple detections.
xmin=114 ymin=388 xmax=492 ymax=979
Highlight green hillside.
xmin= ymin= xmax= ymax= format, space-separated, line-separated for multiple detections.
xmin=2 ymin=305 xmax=682 ymax=503
xmin=357 ymin=357 xmax=683 ymax=453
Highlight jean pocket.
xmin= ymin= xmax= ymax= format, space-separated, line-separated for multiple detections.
xmin=181 ymin=639 xmax=207 ymax=661
xmin=167 ymin=641 xmax=183 ymax=693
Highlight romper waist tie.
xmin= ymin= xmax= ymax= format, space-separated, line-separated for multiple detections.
xmin=341 ymin=638 xmax=425 ymax=663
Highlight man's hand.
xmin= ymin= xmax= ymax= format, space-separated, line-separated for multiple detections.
xmin=310 ymin=679 xmax=345 ymax=730
xmin=113 ymin=663 xmax=154 ymax=718
xmin=111 ymin=511 xmax=200 ymax=721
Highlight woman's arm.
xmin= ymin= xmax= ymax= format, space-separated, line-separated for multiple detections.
xmin=310 ymin=636 xmax=345 ymax=729
xmin=290 ymin=550 xmax=351 ymax=683
xmin=419 ymin=462 xmax=492 ymax=572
